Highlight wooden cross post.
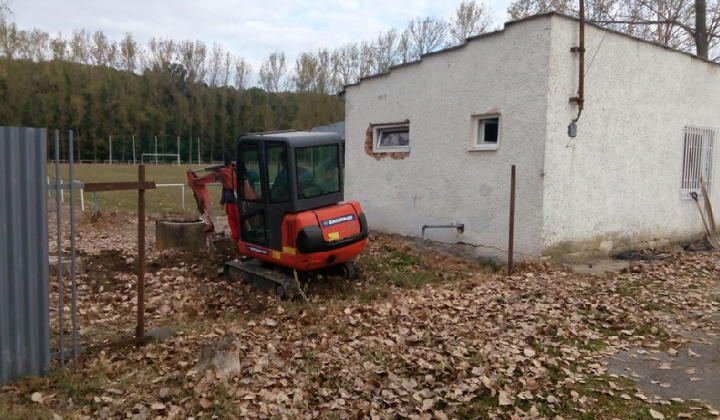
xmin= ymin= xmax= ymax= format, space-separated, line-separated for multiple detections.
xmin=83 ymin=164 xmax=156 ymax=340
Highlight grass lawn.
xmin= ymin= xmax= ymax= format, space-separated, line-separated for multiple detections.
xmin=47 ymin=163 xmax=222 ymax=214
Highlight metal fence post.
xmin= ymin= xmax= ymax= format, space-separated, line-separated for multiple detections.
xmin=54 ymin=130 xmax=64 ymax=368
xmin=136 ymin=165 xmax=146 ymax=339
xmin=69 ymin=130 xmax=78 ymax=365
xmin=508 ymin=165 xmax=516 ymax=275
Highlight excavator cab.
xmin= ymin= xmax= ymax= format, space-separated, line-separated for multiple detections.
xmin=224 ymin=131 xmax=368 ymax=298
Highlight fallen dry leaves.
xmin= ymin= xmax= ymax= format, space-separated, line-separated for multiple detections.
xmin=3 ymin=210 xmax=718 ymax=419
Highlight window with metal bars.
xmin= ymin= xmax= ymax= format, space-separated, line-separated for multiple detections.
xmin=681 ymin=125 xmax=717 ymax=199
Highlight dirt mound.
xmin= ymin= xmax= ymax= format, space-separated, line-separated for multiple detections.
xmin=82 ymin=249 xmax=136 ymax=275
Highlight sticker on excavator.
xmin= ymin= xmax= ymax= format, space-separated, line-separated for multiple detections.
xmin=282 ymin=246 xmax=297 ymax=255
xmin=272 ymin=251 xmax=281 ymax=259
xmin=246 ymin=244 xmax=269 ymax=255
xmin=328 ymin=232 xmax=340 ymax=241
xmin=321 ymin=214 xmax=355 ymax=227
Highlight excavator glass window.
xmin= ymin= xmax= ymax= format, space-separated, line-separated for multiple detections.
xmin=239 ymin=142 xmax=266 ymax=245
xmin=296 ymin=144 xmax=340 ymax=199
xmin=268 ymin=143 xmax=290 ymax=203
xmin=240 ymin=144 xmax=261 ymax=201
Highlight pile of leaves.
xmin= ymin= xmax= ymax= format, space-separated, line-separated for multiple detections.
xmin=3 ymin=210 xmax=719 ymax=419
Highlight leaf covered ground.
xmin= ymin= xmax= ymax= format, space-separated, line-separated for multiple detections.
xmin=2 ymin=209 xmax=719 ymax=419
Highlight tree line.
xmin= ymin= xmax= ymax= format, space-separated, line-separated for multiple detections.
xmin=0 ymin=1 xmax=493 ymax=162
xmin=0 ymin=0 xmax=717 ymax=161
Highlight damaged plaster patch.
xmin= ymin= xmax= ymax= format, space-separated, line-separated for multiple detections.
xmin=478 ymin=184 xmax=493 ymax=196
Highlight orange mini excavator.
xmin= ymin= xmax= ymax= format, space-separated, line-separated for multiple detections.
xmin=187 ymin=131 xmax=368 ymax=299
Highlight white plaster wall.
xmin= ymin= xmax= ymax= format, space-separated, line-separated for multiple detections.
xmin=344 ymin=17 xmax=553 ymax=261
xmin=543 ymin=16 xmax=720 ymax=255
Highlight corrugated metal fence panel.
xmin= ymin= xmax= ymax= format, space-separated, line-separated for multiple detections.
xmin=0 ymin=126 xmax=51 ymax=385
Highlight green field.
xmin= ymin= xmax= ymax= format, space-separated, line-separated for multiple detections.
xmin=47 ymin=163 xmax=222 ymax=214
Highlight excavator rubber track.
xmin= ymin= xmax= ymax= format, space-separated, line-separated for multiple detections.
xmin=222 ymin=258 xmax=302 ymax=300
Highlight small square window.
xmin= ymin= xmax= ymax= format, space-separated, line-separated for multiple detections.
xmin=471 ymin=116 xmax=500 ymax=151
xmin=373 ymin=123 xmax=409 ymax=153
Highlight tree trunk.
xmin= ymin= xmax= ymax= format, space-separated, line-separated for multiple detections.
xmin=695 ymin=0 xmax=709 ymax=58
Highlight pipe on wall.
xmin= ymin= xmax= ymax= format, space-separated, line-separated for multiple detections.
xmin=419 ymin=224 xmax=465 ymax=265
xmin=569 ymin=0 xmax=586 ymax=136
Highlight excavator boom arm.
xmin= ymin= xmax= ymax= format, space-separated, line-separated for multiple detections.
xmin=186 ymin=166 xmax=234 ymax=243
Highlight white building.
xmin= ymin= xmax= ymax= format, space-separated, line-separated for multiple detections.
xmin=341 ymin=12 xmax=720 ymax=263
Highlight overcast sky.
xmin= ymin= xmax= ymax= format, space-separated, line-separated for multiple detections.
xmin=7 ymin=0 xmax=514 ymax=83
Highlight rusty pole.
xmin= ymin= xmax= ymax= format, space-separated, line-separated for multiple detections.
xmin=578 ymin=0 xmax=585 ymax=112
xmin=508 ymin=165 xmax=516 ymax=275
xmin=136 ymin=164 xmax=146 ymax=339
xmin=569 ymin=0 xmax=585 ymax=129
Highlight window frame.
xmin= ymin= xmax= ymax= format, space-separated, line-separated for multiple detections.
xmin=295 ymin=143 xmax=341 ymax=199
xmin=470 ymin=115 xmax=501 ymax=151
xmin=681 ymin=125 xmax=717 ymax=199
xmin=373 ymin=123 xmax=410 ymax=153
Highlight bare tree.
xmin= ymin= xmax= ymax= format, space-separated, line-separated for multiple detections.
xmin=119 ymin=32 xmax=138 ymax=73
xmin=372 ymin=28 xmax=401 ymax=73
xmin=707 ymin=0 xmax=720 ymax=59
xmin=293 ymin=51 xmax=318 ymax=92
xmin=259 ymin=52 xmax=287 ymax=93
xmin=90 ymin=30 xmax=112 ymax=66
xmin=232 ymin=55 xmax=251 ymax=90
xmin=177 ymin=39 xmax=207 ymax=84
xmin=258 ymin=52 xmax=287 ymax=130
xmin=218 ymin=49 xmax=232 ymax=87
xmin=50 ymin=33 xmax=67 ymax=61
xmin=318 ymin=48 xmax=334 ymax=94
xmin=290 ymin=48 xmax=332 ymax=93
xmin=13 ymin=28 xmax=50 ymax=61
xmin=331 ymin=43 xmax=360 ymax=91
xmin=146 ymin=37 xmax=176 ymax=72
xmin=0 ymin=0 xmax=10 ymax=23
xmin=449 ymin=1 xmax=493 ymax=45
xmin=0 ymin=1 xmax=9 ymax=26
xmin=507 ymin=0 xmax=575 ymax=20
xmin=358 ymin=41 xmax=374 ymax=78
xmin=594 ymin=0 xmax=719 ymax=59
xmin=207 ymin=42 xmax=228 ymax=87
xmin=69 ymin=29 xmax=91 ymax=64
xmin=404 ymin=16 xmax=449 ymax=61
xmin=397 ymin=31 xmax=412 ymax=63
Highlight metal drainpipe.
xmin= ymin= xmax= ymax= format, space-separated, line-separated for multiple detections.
xmin=568 ymin=0 xmax=586 ymax=137
xmin=420 ymin=224 xmax=465 ymax=266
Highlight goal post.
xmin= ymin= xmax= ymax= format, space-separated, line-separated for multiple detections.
xmin=141 ymin=153 xmax=181 ymax=165
xmin=107 ymin=135 xmax=196 ymax=164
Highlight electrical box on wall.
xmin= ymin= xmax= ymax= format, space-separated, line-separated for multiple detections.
xmin=568 ymin=122 xmax=577 ymax=137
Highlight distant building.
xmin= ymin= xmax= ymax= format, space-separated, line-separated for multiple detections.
xmin=310 ymin=121 xmax=345 ymax=140
xmin=341 ymin=12 xmax=720 ymax=262
xmin=312 ymin=122 xmax=346 ymax=167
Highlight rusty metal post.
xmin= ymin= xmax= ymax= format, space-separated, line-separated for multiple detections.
xmin=508 ymin=165 xmax=516 ymax=275
xmin=136 ymin=164 xmax=146 ymax=339
xmin=577 ymin=0 xmax=585 ymax=111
